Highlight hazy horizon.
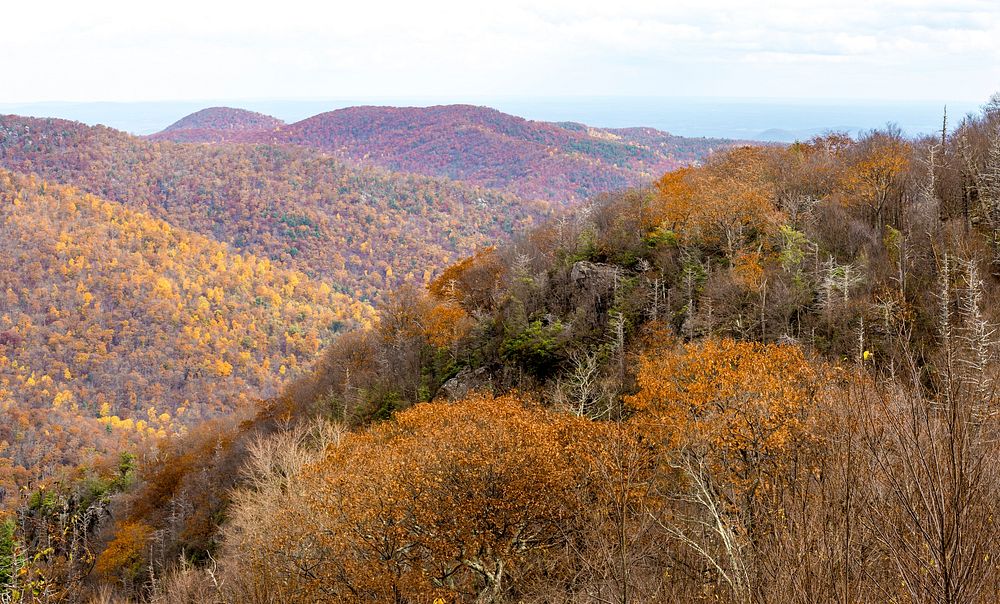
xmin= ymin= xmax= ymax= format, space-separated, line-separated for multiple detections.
xmin=0 ymin=96 xmax=982 ymax=142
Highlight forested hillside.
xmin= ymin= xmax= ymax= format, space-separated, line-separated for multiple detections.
xmin=0 ymin=110 xmax=554 ymax=513
xmin=151 ymin=104 xmax=731 ymax=202
xmin=0 ymin=115 xmax=543 ymax=302
xmin=0 ymin=170 xmax=374 ymax=501
xmin=6 ymin=98 xmax=1000 ymax=603
xmin=7 ymin=94 xmax=1000 ymax=604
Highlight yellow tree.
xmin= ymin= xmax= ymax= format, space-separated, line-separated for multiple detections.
xmin=651 ymin=148 xmax=780 ymax=259
xmin=839 ymin=131 xmax=911 ymax=228
xmin=626 ymin=338 xmax=826 ymax=602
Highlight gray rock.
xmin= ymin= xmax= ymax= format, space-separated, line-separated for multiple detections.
xmin=569 ymin=260 xmax=620 ymax=288
xmin=435 ymin=366 xmax=492 ymax=402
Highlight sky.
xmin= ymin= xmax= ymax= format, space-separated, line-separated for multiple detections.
xmin=2 ymin=0 xmax=998 ymax=104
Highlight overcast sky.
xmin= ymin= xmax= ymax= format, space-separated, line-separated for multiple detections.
xmin=2 ymin=0 xmax=998 ymax=103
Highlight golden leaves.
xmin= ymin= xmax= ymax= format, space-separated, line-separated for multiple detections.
xmin=262 ymin=393 xmax=596 ymax=602
xmin=650 ymin=147 xmax=780 ymax=257
xmin=422 ymin=302 xmax=473 ymax=348
xmin=626 ymin=339 xmax=822 ymax=490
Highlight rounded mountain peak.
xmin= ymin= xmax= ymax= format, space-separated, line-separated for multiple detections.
xmin=162 ymin=107 xmax=284 ymax=133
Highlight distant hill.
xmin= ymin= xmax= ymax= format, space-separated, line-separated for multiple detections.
xmin=0 ymin=170 xmax=375 ymax=494
xmin=0 ymin=114 xmax=547 ymax=500
xmin=151 ymin=104 xmax=732 ymax=202
xmin=150 ymin=107 xmax=285 ymax=143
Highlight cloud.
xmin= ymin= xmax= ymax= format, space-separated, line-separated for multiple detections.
xmin=0 ymin=0 xmax=997 ymax=102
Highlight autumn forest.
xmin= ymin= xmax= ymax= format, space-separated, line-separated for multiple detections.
xmin=2 ymin=91 xmax=1000 ymax=604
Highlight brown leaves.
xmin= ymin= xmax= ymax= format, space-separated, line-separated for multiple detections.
xmin=626 ymin=339 xmax=822 ymax=490
xmin=94 ymin=521 xmax=154 ymax=585
xmin=259 ymin=393 xmax=596 ymax=602
xmin=837 ymin=132 xmax=911 ymax=224
xmin=650 ymin=147 xmax=781 ymax=258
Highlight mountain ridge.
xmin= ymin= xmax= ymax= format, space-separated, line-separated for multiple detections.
xmin=0 ymin=113 xmax=545 ymax=303
xmin=149 ymin=103 xmax=733 ymax=202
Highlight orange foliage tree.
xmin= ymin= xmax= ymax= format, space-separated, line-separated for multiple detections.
xmin=625 ymin=339 xmax=827 ymax=601
xmin=428 ymin=247 xmax=506 ymax=312
xmin=838 ymin=131 xmax=911 ymax=227
xmin=239 ymin=393 xmax=595 ymax=603
xmin=651 ymin=147 xmax=780 ymax=259
xmin=94 ymin=521 xmax=154 ymax=587
xmin=627 ymin=338 xmax=821 ymax=491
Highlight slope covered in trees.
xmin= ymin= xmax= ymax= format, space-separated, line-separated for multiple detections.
xmin=151 ymin=104 xmax=732 ymax=202
xmin=0 ymin=115 xmax=543 ymax=302
xmin=9 ymin=97 xmax=1000 ymax=603
xmin=0 ymin=170 xmax=374 ymax=504
xmin=12 ymin=95 xmax=1000 ymax=604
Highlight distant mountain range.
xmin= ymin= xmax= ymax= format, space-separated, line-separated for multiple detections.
xmin=149 ymin=104 xmax=733 ymax=202
xmin=0 ymin=110 xmax=549 ymax=488
xmin=0 ymin=113 xmax=541 ymax=301
xmin=0 ymin=98 xmax=974 ymax=141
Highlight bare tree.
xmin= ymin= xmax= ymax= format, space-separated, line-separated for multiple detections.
xmin=858 ymin=254 xmax=1000 ymax=604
